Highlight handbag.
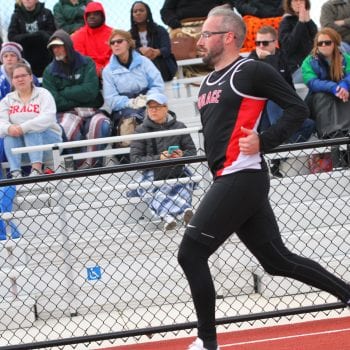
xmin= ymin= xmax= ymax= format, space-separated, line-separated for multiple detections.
xmin=307 ymin=92 xmax=350 ymax=139
xmin=309 ymin=153 xmax=333 ymax=173
xmin=171 ymin=35 xmax=197 ymax=60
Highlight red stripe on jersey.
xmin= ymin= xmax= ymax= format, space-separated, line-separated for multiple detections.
xmin=216 ymin=97 xmax=266 ymax=177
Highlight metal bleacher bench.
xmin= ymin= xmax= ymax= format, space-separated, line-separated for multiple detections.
xmin=4 ymin=127 xmax=204 ymax=175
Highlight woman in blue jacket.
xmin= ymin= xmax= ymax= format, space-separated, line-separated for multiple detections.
xmin=102 ymin=29 xmax=164 ymax=148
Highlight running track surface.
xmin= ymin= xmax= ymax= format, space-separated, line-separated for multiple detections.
xmin=102 ymin=316 xmax=350 ymax=350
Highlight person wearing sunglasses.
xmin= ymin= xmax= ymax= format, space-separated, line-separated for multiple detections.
xmin=249 ymin=25 xmax=315 ymax=177
xmin=302 ymin=27 xmax=350 ymax=164
xmin=278 ymin=0 xmax=317 ymax=83
xmin=178 ymin=8 xmax=350 ymax=350
xmin=130 ymin=93 xmax=196 ymax=231
xmin=102 ymin=29 xmax=164 ymax=153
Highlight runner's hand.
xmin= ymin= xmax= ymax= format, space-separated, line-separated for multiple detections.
xmin=239 ymin=127 xmax=260 ymax=155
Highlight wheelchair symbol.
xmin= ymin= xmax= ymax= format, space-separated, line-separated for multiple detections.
xmin=87 ymin=266 xmax=102 ymax=281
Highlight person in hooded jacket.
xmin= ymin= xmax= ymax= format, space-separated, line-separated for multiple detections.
xmin=130 ymin=93 xmax=196 ymax=231
xmin=53 ymin=0 xmax=92 ymax=35
xmin=42 ymin=29 xmax=110 ymax=168
xmin=7 ymin=0 xmax=56 ymax=77
xmin=71 ymin=1 xmax=113 ymax=78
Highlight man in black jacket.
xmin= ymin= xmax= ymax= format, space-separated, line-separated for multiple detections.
xmin=234 ymin=0 xmax=283 ymax=18
xmin=160 ymin=0 xmax=235 ymax=29
xmin=249 ymin=25 xmax=314 ymax=177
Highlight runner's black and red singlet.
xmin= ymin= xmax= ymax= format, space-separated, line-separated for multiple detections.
xmin=197 ymin=57 xmax=308 ymax=178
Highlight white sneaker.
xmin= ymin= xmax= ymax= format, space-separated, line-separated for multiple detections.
xmin=183 ymin=208 xmax=193 ymax=225
xmin=29 ymin=168 xmax=42 ymax=177
xmin=11 ymin=170 xmax=22 ymax=179
xmin=164 ymin=216 xmax=177 ymax=231
xmin=187 ymin=338 xmax=220 ymax=350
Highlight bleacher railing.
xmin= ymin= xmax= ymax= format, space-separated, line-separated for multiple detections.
xmin=0 ymin=137 xmax=349 ymax=350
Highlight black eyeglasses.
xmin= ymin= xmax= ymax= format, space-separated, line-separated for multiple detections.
xmin=255 ymin=40 xmax=275 ymax=47
xmin=317 ymin=40 xmax=333 ymax=47
xmin=110 ymin=39 xmax=126 ymax=45
xmin=200 ymin=31 xmax=229 ymax=39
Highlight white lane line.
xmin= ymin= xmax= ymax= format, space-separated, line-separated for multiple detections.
xmin=221 ymin=327 xmax=350 ymax=347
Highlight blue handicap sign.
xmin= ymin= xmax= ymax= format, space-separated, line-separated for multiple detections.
xmin=87 ymin=266 xmax=102 ymax=281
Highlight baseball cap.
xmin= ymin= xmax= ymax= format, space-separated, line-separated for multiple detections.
xmin=146 ymin=93 xmax=168 ymax=105
xmin=47 ymin=38 xmax=64 ymax=48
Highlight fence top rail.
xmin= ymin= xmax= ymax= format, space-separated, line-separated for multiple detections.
xmin=11 ymin=126 xmax=203 ymax=154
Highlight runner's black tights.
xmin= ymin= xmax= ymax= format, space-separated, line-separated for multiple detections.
xmin=178 ymin=234 xmax=350 ymax=343
xmin=177 ymin=171 xmax=350 ymax=344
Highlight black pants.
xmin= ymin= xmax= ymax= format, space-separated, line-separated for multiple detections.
xmin=178 ymin=171 xmax=350 ymax=343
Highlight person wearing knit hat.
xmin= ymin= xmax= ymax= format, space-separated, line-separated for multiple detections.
xmin=0 ymin=42 xmax=39 ymax=101
xmin=0 ymin=42 xmax=23 ymax=64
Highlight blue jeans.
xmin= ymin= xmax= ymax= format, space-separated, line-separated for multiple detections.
xmin=262 ymin=100 xmax=315 ymax=143
xmin=292 ymin=67 xmax=304 ymax=84
xmin=4 ymin=130 xmax=62 ymax=172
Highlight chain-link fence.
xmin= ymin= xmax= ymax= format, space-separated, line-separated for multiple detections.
xmin=0 ymin=137 xmax=349 ymax=349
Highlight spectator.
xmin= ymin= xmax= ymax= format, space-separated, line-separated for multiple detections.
xmin=130 ymin=93 xmax=196 ymax=231
xmin=102 ymin=29 xmax=164 ymax=148
xmin=53 ymin=0 xmax=91 ymax=35
xmin=0 ymin=42 xmax=41 ymax=178
xmin=130 ymin=1 xmax=177 ymax=82
xmin=278 ymin=0 xmax=317 ymax=83
xmin=160 ymin=0 xmax=235 ymax=29
xmin=249 ymin=25 xmax=314 ymax=177
xmin=8 ymin=0 xmax=56 ymax=77
xmin=42 ymin=29 xmax=110 ymax=169
xmin=71 ymin=1 xmax=113 ymax=78
xmin=161 ymin=0 xmax=234 ymax=63
xmin=0 ymin=63 xmax=62 ymax=178
xmin=302 ymin=27 xmax=350 ymax=166
xmin=320 ymin=0 xmax=350 ymax=53
xmin=0 ymin=41 xmax=40 ymax=101
xmin=234 ymin=0 xmax=283 ymax=18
